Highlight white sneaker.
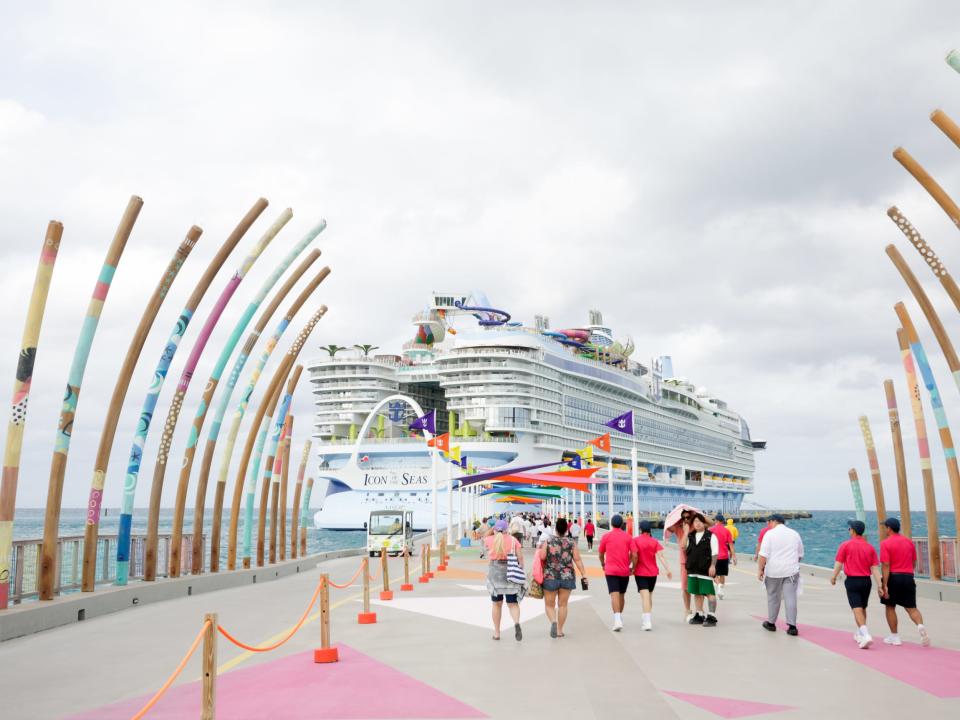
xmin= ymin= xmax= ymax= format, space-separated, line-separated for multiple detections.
xmin=612 ymin=616 xmax=623 ymax=632
xmin=642 ymin=616 xmax=652 ymax=631
xmin=686 ymin=613 xmax=695 ymax=623
xmin=919 ymin=627 xmax=930 ymax=647
xmin=857 ymin=632 xmax=873 ymax=649
xmin=883 ymin=634 xmax=902 ymax=646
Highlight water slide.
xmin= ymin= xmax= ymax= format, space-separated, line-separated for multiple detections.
xmin=454 ymin=299 xmax=511 ymax=326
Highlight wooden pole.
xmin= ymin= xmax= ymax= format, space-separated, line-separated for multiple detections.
xmin=290 ymin=441 xmax=310 ymax=559
xmin=81 ymin=222 xmax=206 ymax=592
xmin=154 ymin=209 xmax=283 ymax=581
xmin=210 ymin=268 xmax=330 ymax=572
xmin=379 ymin=549 xmax=392 ymax=600
xmin=0 ymin=221 xmax=62 ymax=609
xmin=897 ymin=328 xmax=942 ymax=578
xmin=884 ymin=379 xmax=912 ymax=537
xmin=893 ymin=147 xmax=960 ymax=229
xmin=401 ymin=546 xmax=413 ymax=591
xmin=269 ymin=482 xmax=279 ymax=564
xmin=930 ymin=109 xmax=960 ymax=151
xmin=279 ymin=417 xmax=292 ymax=561
xmin=253 ymin=374 xmax=288 ymax=568
xmin=202 ymin=613 xmax=217 ymax=720
xmin=114 ymin=204 xmax=264 ymax=586
xmin=858 ymin=416 xmax=887 ymax=538
xmin=300 ymin=477 xmax=314 ymax=557
xmin=887 ymin=207 xmax=960 ymax=314
xmin=196 ymin=252 xmax=319 ymax=574
xmin=847 ymin=469 xmax=866 ymax=523
xmin=358 ymin=557 xmax=376 ymax=623
xmin=314 ymin=575 xmax=339 ymax=663
xmin=179 ymin=217 xmax=323 ymax=575
xmin=38 ymin=198 xmax=140 ymax=601
xmin=227 ymin=307 xmax=327 ymax=569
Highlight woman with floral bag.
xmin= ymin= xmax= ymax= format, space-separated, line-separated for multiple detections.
xmin=538 ymin=517 xmax=588 ymax=638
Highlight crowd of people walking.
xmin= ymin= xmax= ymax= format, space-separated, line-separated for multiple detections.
xmin=475 ymin=506 xmax=932 ymax=649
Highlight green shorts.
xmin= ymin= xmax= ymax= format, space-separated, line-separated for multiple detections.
xmin=687 ymin=576 xmax=716 ymax=596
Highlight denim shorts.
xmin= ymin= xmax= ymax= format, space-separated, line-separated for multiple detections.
xmin=542 ymin=578 xmax=576 ymax=591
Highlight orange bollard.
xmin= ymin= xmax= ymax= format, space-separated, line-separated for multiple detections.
xmin=314 ymin=574 xmax=339 ymax=663
xmin=379 ymin=551 xmax=393 ymax=600
xmin=401 ymin=546 xmax=414 ymax=591
xmin=358 ymin=558 xmax=377 ymax=624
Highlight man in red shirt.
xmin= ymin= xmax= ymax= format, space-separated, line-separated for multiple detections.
xmin=830 ymin=520 xmax=883 ymax=649
xmin=709 ymin=514 xmax=736 ymax=599
xmin=880 ymin=517 xmax=930 ymax=647
xmin=753 ymin=518 xmax=773 ymax=562
xmin=599 ymin=514 xmax=632 ymax=631
xmin=630 ymin=520 xmax=673 ymax=631
xmin=584 ymin=517 xmax=596 ymax=551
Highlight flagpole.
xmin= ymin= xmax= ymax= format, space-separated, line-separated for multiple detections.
xmin=431 ymin=447 xmax=439 ymax=550
xmin=631 ymin=441 xmax=639 ymax=537
xmin=446 ymin=458 xmax=453 ymax=551
xmin=606 ymin=455 xmax=614 ymax=522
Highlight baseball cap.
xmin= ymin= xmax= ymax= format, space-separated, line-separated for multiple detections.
xmin=639 ymin=520 xmax=652 ymax=533
xmin=487 ymin=517 xmax=496 ymax=527
xmin=770 ymin=513 xmax=786 ymax=523
xmin=847 ymin=519 xmax=866 ymax=535
xmin=883 ymin=517 xmax=901 ymax=532
xmin=715 ymin=514 xmax=725 ymax=522
xmin=494 ymin=519 xmax=508 ymax=532
xmin=611 ymin=514 xmax=624 ymax=528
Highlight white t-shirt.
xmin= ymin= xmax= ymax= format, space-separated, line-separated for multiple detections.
xmin=570 ymin=523 xmax=581 ymax=538
xmin=759 ymin=524 xmax=804 ymax=578
xmin=692 ymin=531 xmax=719 ymax=555
xmin=538 ymin=527 xmax=556 ymax=546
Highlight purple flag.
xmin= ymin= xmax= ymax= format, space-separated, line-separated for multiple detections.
xmin=606 ymin=410 xmax=634 ymax=436
xmin=409 ymin=409 xmax=436 ymax=435
xmin=567 ymin=454 xmax=582 ymax=470
xmin=460 ymin=454 xmax=468 ymax=469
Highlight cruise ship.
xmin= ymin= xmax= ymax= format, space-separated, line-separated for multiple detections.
xmin=308 ymin=292 xmax=764 ymax=530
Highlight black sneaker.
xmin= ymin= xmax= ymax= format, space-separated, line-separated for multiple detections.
xmin=762 ymin=621 xmax=777 ymax=632
xmin=787 ymin=625 xmax=799 ymax=636
xmin=689 ymin=613 xmax=705 ymax=625
xmin=515 ymin=623 xmax=523 ymax=641
xmin=703 ymin=615 xmax=718 ymax=627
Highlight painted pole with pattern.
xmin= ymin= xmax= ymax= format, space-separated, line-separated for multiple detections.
xmin=258 ymin=368 xmax=301 ymax=565
xmin=143 ymin=207 xmax=279 ymax=581
xmin=883 ymin=379 xmax=911 ymax=538
xmin=112 ymin=199 xmax=268 ymax=586
xmin=212 ymin=270 xmax=330 ymax=571
xmin=857 ymin=415 xmax=887 ymax=539
xmin=227 ymin=306 xmax=327 ymax=569
xmin=300 ymin=477 xmax=314 ymax=556
xmin=0 ymin=221 xmax=62 ymax=609
xmin=278 ymin=416 xmax=293 ymax=561
xmin=290 ymin=440 xmax=311 ymax=558
xmin=896 ymin=328 xmax=940 ymax=577
xmin=38 ymin=198 xmax=140 ymax=601
xmin=80 ymin=223 xmax=208 ymax=591
xmin=847 ymin=469 xmax=866 ymax=524
xmin=190 ymin=248 xmax=320 ymax=574
xmin=887 ymin=207 xmax=960 ymax=314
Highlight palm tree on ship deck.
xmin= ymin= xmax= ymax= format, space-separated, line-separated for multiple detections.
xmin=354 ymin=344 xmax=380 ymax=357
xmin=320 ymin=344 xmax=348 ymax=357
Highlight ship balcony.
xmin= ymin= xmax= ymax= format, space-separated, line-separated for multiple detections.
xmin=314 ymin=435 xmax=520 ymax=446
xmin=307 ymin=355 xmax=399 ymax=368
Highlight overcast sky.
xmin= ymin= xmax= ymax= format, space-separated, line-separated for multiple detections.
xmin=4 ymin=1 xmax=960 ymax=515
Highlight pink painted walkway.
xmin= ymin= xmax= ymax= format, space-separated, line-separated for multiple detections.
xmin=66 ymin=645 xmax=486 ymax=720
xmin=664 ymin=691 xmax=795 ymax=719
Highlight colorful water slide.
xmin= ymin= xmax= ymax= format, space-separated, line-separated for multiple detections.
xmin=453 ymin=299 xmax=511 ymax=326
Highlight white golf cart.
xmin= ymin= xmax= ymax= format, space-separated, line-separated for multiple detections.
xmin=367 ymin=509 xmax=414 ymax=557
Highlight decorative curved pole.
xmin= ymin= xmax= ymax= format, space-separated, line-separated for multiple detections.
xmin=166 ymin=210 xmax=309 ymax=578
xmin=212 ymin=270 xmax=330 ymax=570
xmin=896 ymin=328 xmax=940 ymax=577
xmin=79 ymin=222 xmax=206 ymax=591
xmin=883 ymin=379 xmax=911 ymax=537
xmin=0 ymin=221 xmax=63 ymax=609
xmin=847 ymin=469 xmax=866 ymax=523
xmin=144 ymin=207 xmax=281 ymax=582
xmin=112 ymin=199 xmax=267 ymax=586
xmin=930 ymin=109 xmax=960 ymax=151
xmin=857 ymin=416 xmax=887 ymax=539
xmin=38 ymin=198 xmax=140 ymax=601
xmin=227 ymin=306 xmax=328 ymax=569
xmin=887 ymin=207 xmax=960 ymax=312
xmin=278 ymin=416 xmax=293 ymax=561
xmin=300 ymin=477 xmax=314 ymax=556
xmin=895 ymin=303 xmax=960 ymax=559
xmin=892 ymin=147 xmax=960 ymax=229
xmin=290 ymin=440 xmax=311 ymax=559
xmin=947 ymin=50 xmax=960 ymax=74
xmin=885 ymin=243 xmax=960 ymax=393
xmin=190 ymin=250 xmax=320 ymax=575
xmin=258 ymin=367 xmax=302 ymax=566
xmin=270 ymin=415 xmax=293 ymax=563
xmin=243 ymin=414 xmax=273 ymax=567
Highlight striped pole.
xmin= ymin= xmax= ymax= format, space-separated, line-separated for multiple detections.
xmin=290 ymin=440 xmax=311 ymax=558
xmin=112 ymin=199 xmax=267 ymax=587
xmin=884 ymin=380 xmax=911 ymax=538
xmin=191 ymin=249 xmax=321 ymax=574
xmin=38 ymin=198 xmax=140 ymax=601
xmin=858 ymin=416 xmax=887 ymax=538
xmin=896 ymin=328 xmax=940 ymax=577
xmin=301 ymin=477 xmax=314 ymax=556
xmin=847 ymin=469 xmax=866 ymax=523
xmin=145 ymin=209 xmax=279 ymax=581
xmin=81 ymin=223 xmax=207 ymax=591
xmin=228 ymin=306 xmax=328 ymax=569
xmin=896 ymin=302 xmax=960 ymax=565
xmin=0 ymin=221 xmax=62 ymax=609
xmin=211 ymin=268 xmax=329 ymax=571
xmin=166 ymin=210 xmax=310 ymax=578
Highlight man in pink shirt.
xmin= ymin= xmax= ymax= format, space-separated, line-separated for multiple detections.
xmin=599 ymin=514 xmax=632 ymax=631
xmin=630 ymin=520 xmax=673 ymax=631
xmin=879 ymin=517 xmax=930 ymax=647
xmin=709 ymin=514 xmax=736 ymax=599
xmin=754 ymin=518 xmax=773 ymax=562
xmin=830 ymin=520 xmax=883 ymax=649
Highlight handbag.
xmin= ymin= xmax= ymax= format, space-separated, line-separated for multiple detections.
xmin=506 ymin=553 xmax=526 ymax=585
xmin=528 ymin=577 xmax=544 ymax=599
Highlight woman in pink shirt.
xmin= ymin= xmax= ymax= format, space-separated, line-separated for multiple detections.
xmin=484 ymin=520 xmax=524 ymax=641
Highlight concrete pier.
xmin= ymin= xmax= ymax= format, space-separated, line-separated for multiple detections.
xmin=1 ymin=537 xmax=958 ymax=719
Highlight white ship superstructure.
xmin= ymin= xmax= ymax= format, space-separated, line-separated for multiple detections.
xmin=308 ymin=293 xmax=764 ymax=530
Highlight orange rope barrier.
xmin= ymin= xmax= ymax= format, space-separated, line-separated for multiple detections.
xmin=217 ymin=576 xmax=325 ymax=652
xmin=327 ymin=560 xmax=366 ymax=589
xmin=130 ymin=620 xmax=211 ymax=720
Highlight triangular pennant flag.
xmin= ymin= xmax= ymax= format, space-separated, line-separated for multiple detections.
xmin=578 ymin=445 xmax=594 ymax=463
xmin=588 ymin=432 xmax=611 ymax=452
xmin=606 ymin=411 xmax=634 ymax=435
xmin=459 ymin=454 xmax=468 ymax=469
xmin=448 ymin=445 xmax=462 ymax=463
xmin=567 ymin=455 xmax=582 ymax=470
xmin=427 ymin=432 xmax=450 ymax=453
xmin=409 ymin=409 xmax=436 ymax=435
